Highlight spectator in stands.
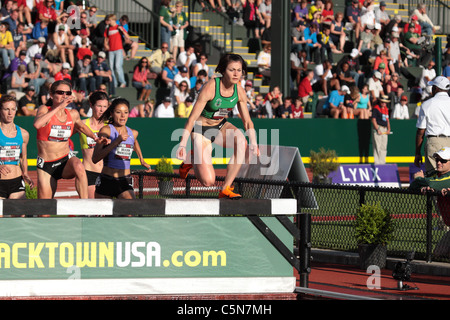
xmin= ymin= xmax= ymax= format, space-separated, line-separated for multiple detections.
xmin=419 ymin=60 xmax=436 ymax=93
xmin=345 ymin=0 xmax=361 ymax=39
xmin=3 ymin=49 xmax=27 ymax=83
xmin=391 ymin=94 xmax=409 ymax=120
xmin=149 ymin=42 xmax=171 ymax=75
xmin=367 ymin=70 xmax=384 ymax=101
xmin=385 ymin=72 xmax=402 ymax=107
xmin=330 ymin=12 xmax=346 ymax=52
xmin=388 ymin=32 xmax=402 ymax=72
xmin=48 ymin=24 xmax=74 ymax=67
xmin=308 ymin=0 xmax=323 ymax=22
xmin=318 ymin=24 xmax=340 ymax=64
xmin=403 ymin=22 xmax=423 ymax=59
xmin=129 ymin=98 xmax=154 ymax=118
xmin=10 ymin=64 xmax=28 ymax=97
xmin=0 ymin=0 xmax=14 ymax=19
xmin=354 ymin=84 xmax=371 ymax=119
xmin=18 ymin=0 xmax=34 ymax=29
xmin=76 ymin=37 xmax=93 ymax=60
xmin=117 ymin=15 xmax=138 ymax=60
xmin=241 ymin=0 xmax=264 ymax=38
xmin=374 ymin=50 xmax=390 ymax=79
xmin=259 ymin=0 xmax=272 ymax=30
xmin=92 ymin=51 xmax=115 ymax=97
xmin=298 ymin=69 xmax=314 ymax=105
xmin=38 ymin=0 xmax=59 ymax=31
xmin=292 ymin=0 xmax=308 ymax=25
xmin=193 ymin=53 xmax=209 ymax=79
xmin=159 ymin=0 xmax=174 ymax=51
xmin=12 ymin=22 xmax=27 ymax=58
xmin=312 ymin=60 xmax=336 ymax=97
xmin=31 ymin=19 xmax=49 ymax=42
xmin=27 ymin=53 xmax=47 ymax=96
xmin=344 ymin=85 xmax=359 ymax=119
xmin=403 ymin=15 xmax=421 ymax=34
xmin=91 ymin=14 xmax=109 ymax=52
xmin=337 ymin=48 xmax=363 ymax=89
xmin=154 ymin=96 xmax=175 ymax=118
xmin=132 ymin=57 xmax=152 ymax=101
xmin=304 ymin=23 xmax=321 ymax=64
xmin=171 ymin=1 xmax=189 ymax=60
xmin=270 ymin=98 xmax=285 ymax=119
xmin=0 ymin=21 xmax=15 ymax=68
xmin=371 ymin=95 xmax=391 ymax=164
xmin=176 ymin=45 xmax=197 ymax=72
xmin=357 ymin=24 xmax=375 ymax=64
xmin=374 ymin=1 xmax=389 ymax=31
xmin=54 ymin=62 xmax=72 ymax=82
xmin=175 ymin=80 xmax=190 ymax=117
xmin=161 ymin=57 xmax=179 ymax=88
xmin=291 ymin=20 xmax=307 ymax=54
xmin=72 ymin=28 xmax=91 ymax=51
xmin=86 ymin=6 xmax=98 ymax=31
xmin=18 ymin=86 xmax=37 ymax=116
xmin=321 ymin=0 xmax=334 ymax=23
xmin=257 ymin=43 xmax=271 ymax=80
xmin=174 ymin=65 xmax=190 ymax=90
xmin=252 ymin=93 xmax=268 ymax=118
xmin=104 ymin=14 xmax=127 ymax=88
xmin=290 ymin=49 xmax=307 ymax=87
xmin=76 ymin=55 xmax=95 ymax=96
xmin=291 ymin=96 xmax=304 ymax=119
xmin=337 ymin=61 xmax=356 ymax=88
xmin=323 ymin=85 xmax=350 ymax=119
xmin=412 ymin=3 xmax=440 ymax=36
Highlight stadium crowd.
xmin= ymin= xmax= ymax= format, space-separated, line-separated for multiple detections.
xmin=0 ymin=0 xmax=446 ymax=122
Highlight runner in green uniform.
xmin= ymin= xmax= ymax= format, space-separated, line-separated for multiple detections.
xmin=176 ymin=53 xmax=259 ymax=199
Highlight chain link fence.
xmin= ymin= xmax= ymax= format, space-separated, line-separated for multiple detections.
xmin=131 ymin=170 xmax=450 ymax=263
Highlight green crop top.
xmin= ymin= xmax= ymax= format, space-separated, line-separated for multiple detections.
xmin=200 ymin=77 xmax=239 ymax=119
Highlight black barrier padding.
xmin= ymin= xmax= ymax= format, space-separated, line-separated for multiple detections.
xmin=113 ymin=199 xmax=166 ymax=216
xmin=3 ymin=199 xmax=57 ymax=216
xmin=219 ymin=199 xmax=272 ymax=215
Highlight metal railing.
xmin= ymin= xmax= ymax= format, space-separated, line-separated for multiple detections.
xmin=131 ymin=170 xmax=450 ymax=264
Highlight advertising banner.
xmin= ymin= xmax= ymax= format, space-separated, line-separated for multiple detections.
xmin=0 ymin=217 xmax=295 ymax=296
xmin=328 ymin=164 xmax=401 ymax=187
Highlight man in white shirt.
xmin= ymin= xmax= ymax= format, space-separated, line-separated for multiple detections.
xmin=176 ymin=45 xmax=196 ymax=70
xmin=25 ymin=36 xmax=45 ymax=63
xmin=311 ymin=60 xmax=334 ymax=96
xmin=174 ymin=65 xmax=190 ymax=89
xmin=415 ymin=76 xmax=450 ymax=173
xmin=154 ymin=96 xmax=175 ymax=118
xmin=367 ymin=71 xmax=384 ymax=103
xmin=419 ymin=60 xmax=436 ymax=91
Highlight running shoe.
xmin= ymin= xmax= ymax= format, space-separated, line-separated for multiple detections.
xmin=218 ymin=186 xmax=242 ymax=199
xmin=179 ymin=162 xmax=193 ymax=179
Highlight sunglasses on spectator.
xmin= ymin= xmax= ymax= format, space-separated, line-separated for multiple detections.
xmin=54 ymin=90 xmax=72 ymax=96
xmin=435 ymin=157 xmax=449 ymax=164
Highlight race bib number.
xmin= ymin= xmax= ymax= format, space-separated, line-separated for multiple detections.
xmin=49 ymin=125 xmax=72 ymax=142
xmin=0 ymin=145 xmax=20 ymax=163
xmin=212 ymin=108 xmax=232 ymax=119
xmin=115 ymin=143 xmax=133 ymax=160
xmin=86 ymin=133 xmax=98 ymax=149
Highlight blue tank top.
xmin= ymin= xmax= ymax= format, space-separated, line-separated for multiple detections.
xmin=104 ymin=124 xmax=135 ymax=170
xmin=0 ymin=125 xmax=22 ymax=165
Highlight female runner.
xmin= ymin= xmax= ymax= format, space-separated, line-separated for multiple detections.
xmin=92 ymin=98 xmax=150 ymax=199
xmin=176 ymin=53 xmax=259 ymax=199
xmin=0 ymin=95 xmax=33 ymax=199
xmin=79 ymin=91 xmax=109 ymax=198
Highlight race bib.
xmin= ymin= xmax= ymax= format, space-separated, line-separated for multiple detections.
xmin=115 ymin=143 xmax=133 ymax=160
xmin=49 ymin=125 xmax=72 ymax=142
xmin=0 ymin=145 xmax=20 ymax=163
xmin=212 ymin=108 xmax=232 ymax=119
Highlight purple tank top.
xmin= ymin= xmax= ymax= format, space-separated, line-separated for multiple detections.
xmin=104 ymin=124 xmax=135 ymax=170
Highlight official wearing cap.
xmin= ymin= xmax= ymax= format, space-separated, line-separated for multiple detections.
xmin=415 ymin=76 xmax=450 ymax=173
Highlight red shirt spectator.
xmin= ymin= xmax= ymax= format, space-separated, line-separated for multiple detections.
xmin=38 ymin=0 xmax=57 ymax=22
xmin=104 ymin=23 xmax=126 ymax=52
xmin=298 ymin=74 xmax=313 ymax=99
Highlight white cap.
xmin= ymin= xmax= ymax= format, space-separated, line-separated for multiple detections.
xmin=374 ymin=71 xmax=382 ymax=80
xmin=433 ymin=147 xmax=450 ymax=160
xmin=62 ymin=62 xmax=71 ymax=69
xmin=98 ymin=51 xmax=106 ymax=58
xmin=428 ymin=76 xmax=450 ymax=90
xmin=341 ymin=85 xmax=350 ymax=93
xmin=350 ymin=48 xmax=359 ymax=58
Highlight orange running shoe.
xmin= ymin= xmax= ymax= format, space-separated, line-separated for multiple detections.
xmin=218 ymin=186 xmax=242 ymax=199
xmin=179 ymin=162 xmax=193 ymax=179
